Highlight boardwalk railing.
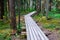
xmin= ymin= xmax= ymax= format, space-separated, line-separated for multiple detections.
xmin=24 ymin=11 xmax=49 ymax=40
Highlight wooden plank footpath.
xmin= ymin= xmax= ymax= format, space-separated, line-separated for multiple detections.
xmin=24 ymin=11 xmax=49 ymax=40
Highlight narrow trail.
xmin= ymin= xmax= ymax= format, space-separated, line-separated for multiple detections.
xmin=24 ymin=11 xmax=49 ymax=40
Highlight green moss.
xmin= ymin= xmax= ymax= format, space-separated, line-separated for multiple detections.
xmin=33 ymin=13 xmax=60 ymax=31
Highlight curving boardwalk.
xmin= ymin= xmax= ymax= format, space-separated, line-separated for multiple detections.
xmin=24 ymin=11 xmax=49 ymax=40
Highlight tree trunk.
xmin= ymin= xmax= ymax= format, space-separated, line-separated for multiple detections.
xmin=41 ymin=0 xmax=45 ymax=16
xmin=7 ymin=0 xmax=10 ymax=19
xmin=9 ymin=0 xmax=16 ymax=34
xmin=0 ymin=0 xmax=4 ymax=19
xmin=45 ymin=0 xmax=49 ymax=19
xmin=17 ymin=0 xmax=21 ymax=34
xmin=49 ymin=0 xmax=52 ymax=11
xmin=36 ymin=0 xmax=41 ymax=14
xmin=30 ymin=0 xmax=33 ymax=9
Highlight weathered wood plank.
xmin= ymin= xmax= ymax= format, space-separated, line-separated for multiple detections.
xmin=24 ymin=11 xmax=49 ymax=40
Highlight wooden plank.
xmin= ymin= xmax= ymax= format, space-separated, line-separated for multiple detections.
xmin=27 ymin=16 xmax=49 ymax=40
xmin=25 ymin=16 xmax=41 ymax=40
xmin=25 ymin=11 xmax=36 ymax=16
xmin=24 ymin=11 xmax=49 ymax=40
xmin=25 ymin=16 xmax=31 ymax=40
xmin=25 ymin=16 xmax=37 ymax=40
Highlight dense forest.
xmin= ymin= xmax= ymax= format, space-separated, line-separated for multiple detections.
xmin=0 ymin=0 xmax=60 ymax=40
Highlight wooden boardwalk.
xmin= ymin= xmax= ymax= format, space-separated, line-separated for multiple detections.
xmin=24 ymin=11 xmax=49 ymax=40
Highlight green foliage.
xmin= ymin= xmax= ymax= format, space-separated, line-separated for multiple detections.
xmin=43 ymin=24 xmax=56 ymax=29
xmin=29 ymin=8 xmax=35 ymax=12
xmin=48 ymin=11 xmax=60 ymax=19
xmin=0 ymin=29 xmax=11 ymax=40
xmin=0 ymin=20 xmax=10 ymax=30
xmin=17 ymin=23 xmax=22 ymax=32
xmin=0 ymin=13 xmax=11 ymax=40
xmin=0 ymin=34 xmax=11 ymax=40
xmin=33 ymin=13 xmax=60 ymax=31
xmin=20 ymin=8 xmax=35 ymax=15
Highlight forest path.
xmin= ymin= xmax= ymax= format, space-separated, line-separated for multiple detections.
xmin=24 ymin=11 xmax=49 ymax=40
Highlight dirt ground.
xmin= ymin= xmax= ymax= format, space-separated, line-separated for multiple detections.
xmin=43 ymin=28 xmax=60 ymax=40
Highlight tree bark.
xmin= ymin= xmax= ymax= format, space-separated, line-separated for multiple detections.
xmin=45 ymin=0 xmax=49 ymax=19
xmin=17 ymin=0 xmax=21 ymax=34
xmin=0 ymin=0 xmax=4 ymax=19
xmin=41 ymin=0 xmax=45 ymax=16
xmin=7 ymin=0 xmax=10 ymax=19
xmin=49 ymin=0 xmax=52 ymax=11
xmin=36 ymin=0 xmax=41 ymax=13
xmin=9 ymin=0 xmax=16 ymax=34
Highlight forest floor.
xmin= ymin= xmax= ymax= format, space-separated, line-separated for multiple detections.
xmin=0 ymin=17 xmax=12 ymax=40
xmin=0 ymin=16 xmax=26 ymax=40
xmin=1 ymin=12 xmax=60 ymax=40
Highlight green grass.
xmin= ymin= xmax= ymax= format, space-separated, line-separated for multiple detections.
xmin=0 ymin=20 xmax=11 ymax=40
xmin=0 ymin=29 xmax=11 ymax=40
xmin=33 ymin=12 xmax=60 ymax=31
xmin=0 ymin=20 xmax=10 ymax=30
